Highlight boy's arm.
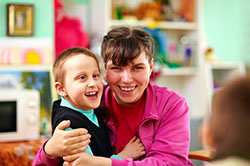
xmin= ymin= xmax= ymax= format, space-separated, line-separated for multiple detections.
xmin=116 ymin=136 xmax=145 ymax=160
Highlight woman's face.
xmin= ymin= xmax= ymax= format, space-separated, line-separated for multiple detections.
xmin=105 ymin=52 xmax=153 ymax=105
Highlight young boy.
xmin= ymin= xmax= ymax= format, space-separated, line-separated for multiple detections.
xmin=201 ymin=76 xmax=250 ymax=166
xmin=51 ymin=47 xmax=145 ymax=164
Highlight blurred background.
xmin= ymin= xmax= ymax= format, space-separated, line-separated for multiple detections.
xmin=0 ymin=0 xmax=250 ymax=165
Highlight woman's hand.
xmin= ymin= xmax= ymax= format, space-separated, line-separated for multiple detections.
xmin=63 ymin=153 xmax=112 ymax=166
xmin=45 ymin=120 xmax=91 ymax=158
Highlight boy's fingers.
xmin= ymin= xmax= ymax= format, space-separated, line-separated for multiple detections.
xmin=134 ymin=138 xmax=141 ymax=143
xmin=128 ymin=136 xmax=137 ymax=143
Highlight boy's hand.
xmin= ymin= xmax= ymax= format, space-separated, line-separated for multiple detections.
xmin=117 ymin=136 xmax=145 ymax=160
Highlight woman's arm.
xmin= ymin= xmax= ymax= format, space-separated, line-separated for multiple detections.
xmin=63 ymin=153 xmax=112 ymax=166
xmin=62 ymin=99 xmax=193 ymax=166
xmin=114 ymin=98 xmax=192 ymax=166
xmin=32 ymin=120 xmax=91 ymax=166
xmin=123 ymin=98 xmax=192 ymax=166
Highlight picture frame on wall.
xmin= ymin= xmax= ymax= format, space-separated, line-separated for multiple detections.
xmin=7 ymin=4 xmax=34 ymax=36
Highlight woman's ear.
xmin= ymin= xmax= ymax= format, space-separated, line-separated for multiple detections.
xmin=149 ymin=59 xmax=154 ymax=74
xmin=55 ymin=82 xmax=67 ymax=97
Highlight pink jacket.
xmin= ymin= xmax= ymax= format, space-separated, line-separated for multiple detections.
xmin=106 ymin=82 xmax=193 ymax=166
xmin=33 ymin=82 xmax=193 ymax=166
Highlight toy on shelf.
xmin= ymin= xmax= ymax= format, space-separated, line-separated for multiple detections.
xmin=143 ymin=27 xmax=195 ymax=69
xmin=112 ymin=0 xmax=195 ymax=22
xmin=205 ymin=48 xmax=217 ymax=63
xmin=134 ymin=2 xmax=162 ymax=21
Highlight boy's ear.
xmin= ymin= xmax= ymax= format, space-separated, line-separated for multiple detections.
xmin=103 ymin=73 xmax=107 ymax=83
xmin=199 ymin=121 xmax=216 ymax=149
xmin=55 ymin=82 xmax=67 ymax=97
xmin=103 ymin=63 xmax=108 ymax=83
xmin=205 ymin=125 xmax=216 ymax=149
xmin=103 ymin=63 xmax=106 ymax=70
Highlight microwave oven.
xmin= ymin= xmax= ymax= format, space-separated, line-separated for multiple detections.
xmin=0 ymin=89 xmax=40 ymax=142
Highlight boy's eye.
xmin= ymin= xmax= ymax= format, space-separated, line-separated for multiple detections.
xmin=93 ymin=73 xmax=100 ymax=78
xmin=79 ymin=75 xmax=85 ymax=80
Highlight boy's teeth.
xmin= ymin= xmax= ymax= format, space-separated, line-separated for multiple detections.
xmin=86 ymin=92 xmax=97 ymax=96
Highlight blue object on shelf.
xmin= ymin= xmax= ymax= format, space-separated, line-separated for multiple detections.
xmin=185 ymin=47 xmax=192 ymax=58
xmin=143 ymin=27 xmax=180 ymax=68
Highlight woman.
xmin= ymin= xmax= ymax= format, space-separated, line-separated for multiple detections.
xmin=33 ymin=26 xmax=193 ymax=166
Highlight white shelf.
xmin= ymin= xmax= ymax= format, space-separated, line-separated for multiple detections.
xmin=101 ymin=0 xmax=208 ymax=119
xmin=109 ymin=20 xmax=197 ymax=30
xmin=208 ymin=61 xmax=245 ymax=70
xmin=161 ymin=67 xmax=197 ymax=76
xmin=0 ymin=65 xmax=52 ymax=71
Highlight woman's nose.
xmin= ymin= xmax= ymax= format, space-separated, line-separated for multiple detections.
xmin=121 ymin=70 xmax=133 ymax=83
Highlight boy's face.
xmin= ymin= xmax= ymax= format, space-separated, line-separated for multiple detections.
xmin=61 ymin=54 xmax=103 ymax=111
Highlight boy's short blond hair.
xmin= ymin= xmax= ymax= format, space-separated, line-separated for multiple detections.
xmin=53 ymin=47 xmax=100 ymax=84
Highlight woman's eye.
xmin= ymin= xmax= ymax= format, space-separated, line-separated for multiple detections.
xmin=111 ymin=66 xmax=120 ymax=70
xmin=134 ymin=66 xmax=143 ymax=70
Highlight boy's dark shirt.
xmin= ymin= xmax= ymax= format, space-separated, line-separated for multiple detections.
xmin=51 ymin=99 xmax=113 ymax=165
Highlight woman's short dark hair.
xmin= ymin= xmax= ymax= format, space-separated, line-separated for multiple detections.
xmin=101 ymin=26 xmax=155 ymax=66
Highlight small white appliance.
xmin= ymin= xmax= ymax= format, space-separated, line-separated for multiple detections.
xmin=0 ymin=89 xmax=40 ymax=142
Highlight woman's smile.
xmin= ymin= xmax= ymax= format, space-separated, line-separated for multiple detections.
xmin=119 ymin=85 xmax=137 ymax=92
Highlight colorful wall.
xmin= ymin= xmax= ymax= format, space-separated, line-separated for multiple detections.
xmin=0 ymin=0 xmax=54 ymax=65
xmin=0 ymin=0 xmax=54 ymax=135
xmin=0 ymin=0 xmax=53 ymax=38
xmin=1 ymin=0 xmax=250 ymax=64
xmin=203 ymin=0 xmax=250 ymax=64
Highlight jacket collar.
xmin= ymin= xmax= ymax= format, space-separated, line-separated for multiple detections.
xmin=143 ymin=82 xmax=159 ymax=120
xmin=104 ymin=82 xmax=159 ymax=121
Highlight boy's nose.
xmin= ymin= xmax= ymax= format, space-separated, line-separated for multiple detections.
xmin=88 ymin=79 xmax=96 ymax=87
